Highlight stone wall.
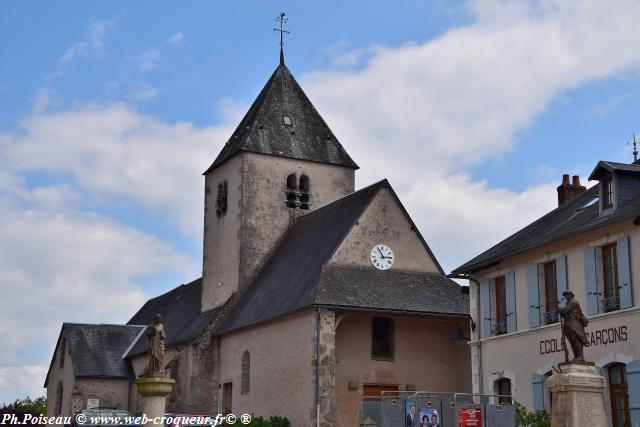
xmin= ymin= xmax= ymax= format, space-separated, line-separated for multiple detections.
xmin=328 ymin=188 xmax=440 ymax=272
xmin=218 ymin=310 xmax=316 ymax=426
xmin=317 ymin=309 xmax=337 ymax=427
xmin=334 ymin=312 xmax=471 ymax=427
xmin=46 ymin=339 xmax=76 ymax=417
xmin=238 ymin=153 xmax=355 ymax=294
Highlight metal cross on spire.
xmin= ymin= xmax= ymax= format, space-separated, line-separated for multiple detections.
xmin=273 ymin=12 xmax=289 ymax=65
xmin=633 ymin=133 xmax=638 ymax=163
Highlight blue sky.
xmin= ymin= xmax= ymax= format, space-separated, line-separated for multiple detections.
xmin=1 ymin=0 xmax=640 ymax=403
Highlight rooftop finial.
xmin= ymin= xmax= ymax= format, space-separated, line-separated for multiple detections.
xmin=273 ymin=12 xmax=289 ymax=65
xmin=634 ymin=133 xmax=638 ymax=163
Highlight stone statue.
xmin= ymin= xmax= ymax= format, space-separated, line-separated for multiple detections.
xmin=147 ymin=314 xmax=166 ymax=377
xmin=559 ymin=290 xmax=588 ymax=362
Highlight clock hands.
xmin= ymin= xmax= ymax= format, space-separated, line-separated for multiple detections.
xmin=377 ymin=246 xmax=393 ymax=260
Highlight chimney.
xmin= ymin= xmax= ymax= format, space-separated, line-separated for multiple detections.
xmin=557 ymin=174 xmax=586 ymax=206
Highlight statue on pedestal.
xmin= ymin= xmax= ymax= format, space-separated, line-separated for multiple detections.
xmin=147 ymin=314 xmax=166 ymax=377
xmin=559 ymin=290 xmax=588 ymax=362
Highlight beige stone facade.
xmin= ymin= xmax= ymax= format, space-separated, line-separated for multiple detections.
xmin=456 ymin=166 xmax=640 ymax=426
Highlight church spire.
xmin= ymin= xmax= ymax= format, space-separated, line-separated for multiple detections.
xmin=273 ymin=12 xmax=289 ymax=65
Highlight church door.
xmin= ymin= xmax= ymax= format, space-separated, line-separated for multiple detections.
xmin=222 ymin=382 xmax=233 ymax=414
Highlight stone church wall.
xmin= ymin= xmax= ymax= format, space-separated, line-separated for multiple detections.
xmin=46 ymin=342 xmax=76 ymax=417
xmin=329 ymin=188 xmax=440 ymax=272
xmin=334 ymin=312 xmax=471 ymax=427
xmin=238 ymin=152 xmax=355 ymax=295
xmin=130 ymin=339 xmax=218 ymax=414
xmin=202 ymin=154 xmax=244 ymax=312
xmin=70 ymin=379 xmax=131 ymax=413
xmin=218 ymin=310 xmax=316 ymax=426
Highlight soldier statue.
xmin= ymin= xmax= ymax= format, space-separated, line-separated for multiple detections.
xmin=147 ymin=314 xmax=166 ymax=377
xmin=559 ymin=290 xmax=588 ymax=362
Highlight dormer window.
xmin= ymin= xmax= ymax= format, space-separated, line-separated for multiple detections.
xmin=602 ymin=176 xmax=613 ymax=209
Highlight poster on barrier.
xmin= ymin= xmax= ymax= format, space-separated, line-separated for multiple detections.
xmin=457 ymin=407 xmax=482 ymax=426
xmin=418 ymin=408 xmax=439 ymax=426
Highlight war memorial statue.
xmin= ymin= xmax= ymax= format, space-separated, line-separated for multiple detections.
xmin=558 ymin=290 xmax=588 ymax=362
xmin=546 ymin=290 xmax=607 ymax=426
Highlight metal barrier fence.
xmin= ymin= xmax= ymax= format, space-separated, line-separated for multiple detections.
xmin=359 ymin=391 xmax=517 ymax=427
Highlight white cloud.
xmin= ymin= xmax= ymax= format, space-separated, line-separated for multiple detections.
xmin=57 ymin=18 xmax=116 ymax=67
xmin=167 ymin=32 xmax=187 ymax=46
xmin=1 ymin=103 xmax=231 ymax=237
xmin=321 ymin=41 xmax=383 ymax=68
xmin=129 ymin=82 xmax=160 ymax=101
xmin=0 ymin=366 xmax=48 ymax=403
xmin=132 ymin=48 xmax=161 ymax=72
xmin=403 ymin=174 xmax=557 ymax=272
xmin=305 ymin=0 xmax=640 ymax=191
xmin=301 ymin=0 xmax=640 ymax=270
xmin=31 ymin=88 xmax=52 ymax=115
xmin=0 ymin=104 xmax=225 ymax=403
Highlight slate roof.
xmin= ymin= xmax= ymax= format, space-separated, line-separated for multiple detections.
xmin=44 ymin=323 xmax=144 ymax=386
xmin=217 ymin=179 xmax=455 ymax=334
xmin=204 ymin=62 xmax=358 ymax=173
xmin=316 ymin=265 xmax=469 ymax=315
xmin=452 ymin=184 xmax=640 ymax=275
xmin=126 ymin=278 xmax=219 ymax=357
xmin=589 ymin=160 xmax=640 ymax=180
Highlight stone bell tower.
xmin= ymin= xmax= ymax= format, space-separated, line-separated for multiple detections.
xmin=200 ymin=53 xmax=359 ymax=312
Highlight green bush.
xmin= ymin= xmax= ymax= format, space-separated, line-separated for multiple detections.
xmin=246 ymin=415 xmax=289 ymax=427
xmin=0 ymin=396 xmax=48 ymax=424
xmin=515 ymin=402 xmax=550 ymax=427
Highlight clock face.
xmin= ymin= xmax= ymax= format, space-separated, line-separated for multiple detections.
xmin=370 ymin=244 xmax=394 ymax=270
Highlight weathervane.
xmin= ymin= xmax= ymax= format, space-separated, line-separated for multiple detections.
xmin=273 ymin=12 xmax=290 ymax=64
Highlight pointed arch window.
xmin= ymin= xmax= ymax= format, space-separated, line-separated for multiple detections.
xmin=55 ymin=382 xmax=63 ymax=416
xmin=241 ymin=351 xmax=250 ymax=394
xmin=299 ymin=175 xmax=310 ymax=210
xmin=59 ymin=338 xmax=66 ymax=368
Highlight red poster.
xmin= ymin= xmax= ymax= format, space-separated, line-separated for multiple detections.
xmin=458 ymin=407 xmax=482 ymax=426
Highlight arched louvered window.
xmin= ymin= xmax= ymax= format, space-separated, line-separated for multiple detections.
xmin=216 ymin=181 xmax=228 ymax=216
xmin=55 ymin=382 xmax=63 ymax=416
xmin=286 ymin=174 xmax=297 ymax=208
xmin=299 ymin=175 xmax=310 ymax=210
xmin=241 ymin=351 xmax=250 ymax=394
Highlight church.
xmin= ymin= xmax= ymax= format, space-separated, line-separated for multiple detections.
xmin=44 ymin=46 xmax=471 ymax=427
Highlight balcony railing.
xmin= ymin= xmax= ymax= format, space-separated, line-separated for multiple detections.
xmin=492 ymin=322 xmax=508 ymax=336
xmin=601 ymin=296 xmax=620 ymax=313
xmin=543 ymin=310 xmax=559 ymax=325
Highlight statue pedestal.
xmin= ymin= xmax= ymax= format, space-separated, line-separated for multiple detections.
xmin=545 ymin=362 xmax=607 ymax=427
xmin=135 ymin=377 xmax=175 ymax=427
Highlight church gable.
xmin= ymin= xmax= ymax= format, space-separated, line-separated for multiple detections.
xmin=329 ymin=184 xmax=443 ymax=273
